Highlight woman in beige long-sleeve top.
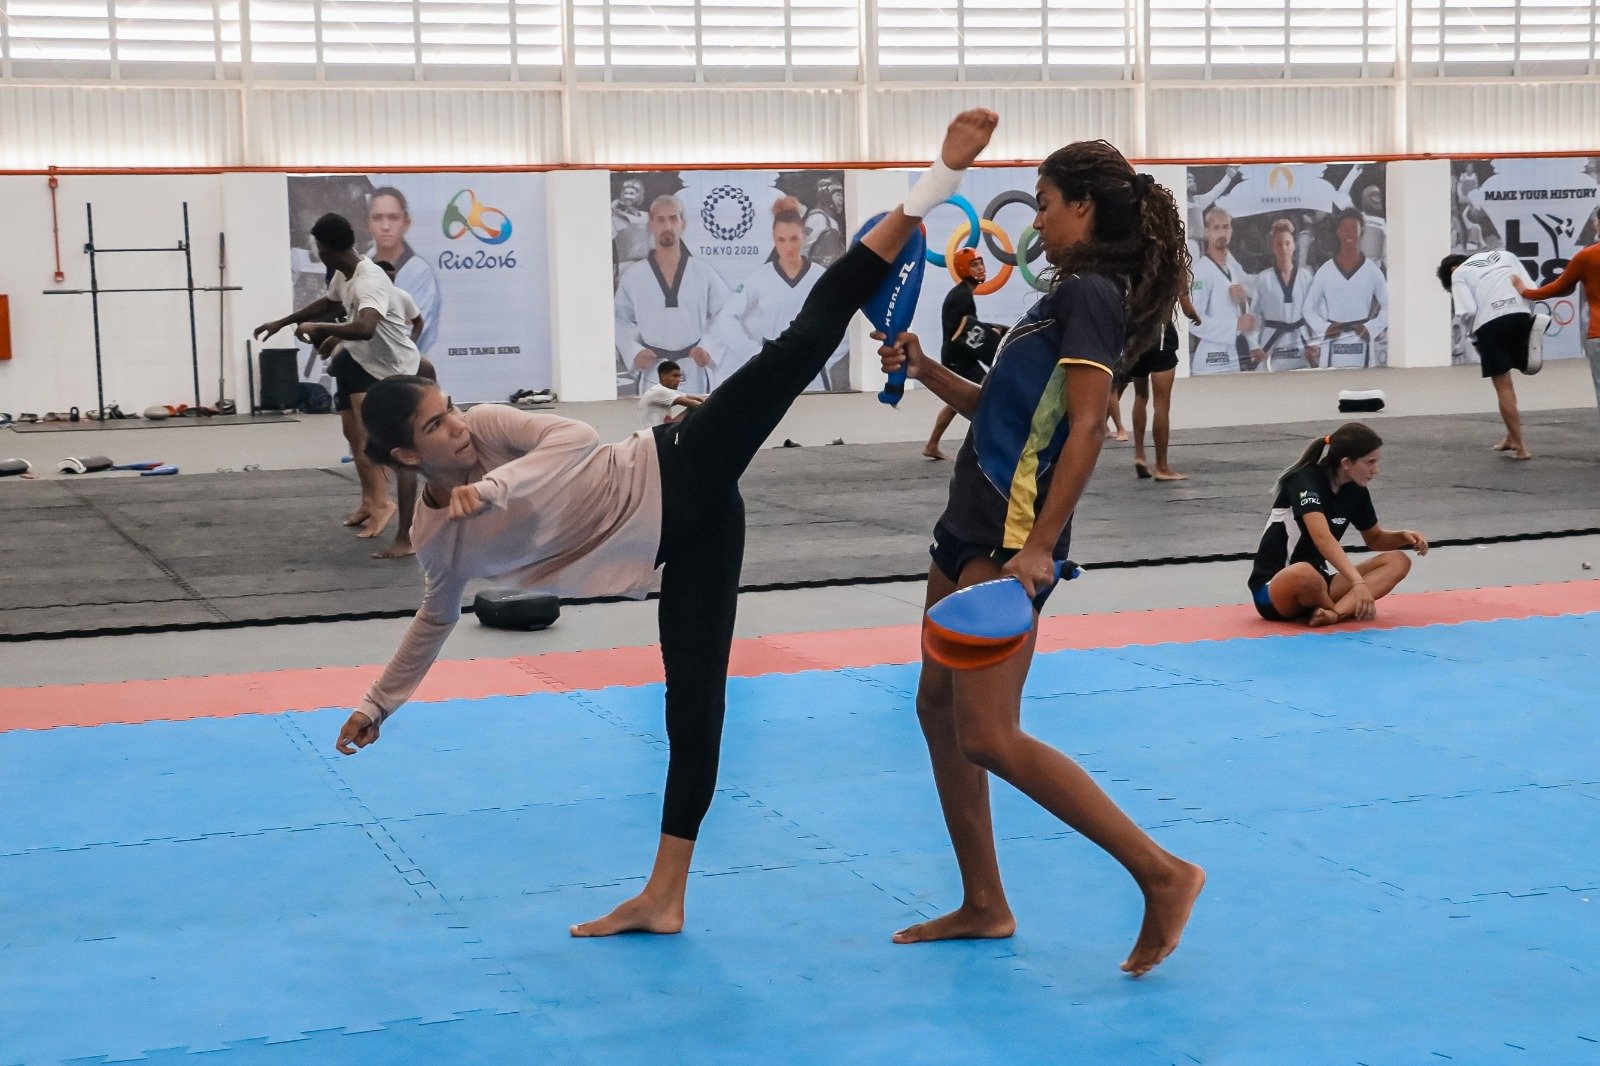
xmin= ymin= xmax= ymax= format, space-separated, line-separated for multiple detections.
xmin=332 ymin=111 xmax=1000 ymax=939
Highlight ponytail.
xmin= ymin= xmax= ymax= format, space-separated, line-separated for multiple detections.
xmin=1275 ymin=422 xmax=1384 ymax=493
xmin=1126 ymin=178 xmax=1191 ymax=356
xmin=1037 ymin=141 xmax=1191 ymax=355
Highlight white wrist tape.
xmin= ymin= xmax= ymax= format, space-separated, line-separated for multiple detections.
xmin=902 ymin=159 xmax=965 ymax=219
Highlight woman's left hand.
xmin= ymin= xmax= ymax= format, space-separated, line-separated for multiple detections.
xmin=448 ymin=484 xmax=487 ymax=520
xmin=1403 ymin=530 xmax=1430 ymax=555
xmin=1002 ymin=546 xmax=1058 ymax=599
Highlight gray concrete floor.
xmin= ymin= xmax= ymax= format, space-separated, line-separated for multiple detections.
xmin=4 ymin=359 xmax=1596 ymax=689
xmin=8 ymin=534 xmax=1596 ymax=690
xmin=4 ymin=358 xmax=1595 ymax=475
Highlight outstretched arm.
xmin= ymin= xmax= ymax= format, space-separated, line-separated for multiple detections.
xmin=254 ymin=295 xmax=340 ymax=341
xmin=1518 ymin=253 xmax=1586 ymax=301
xmin=336 ymin=570 xmax=468 ymax=753
xmin=1362 ymin=524 xmax=1428 ymax=554
xmin=878 ymin=331 xmax=983 ymax=416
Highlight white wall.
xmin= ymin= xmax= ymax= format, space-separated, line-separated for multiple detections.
xmin=544 ymin=170 xmax=617 ymax=401
xmin=1386 ymin=159 xmax=1454 ymax=368
xmin=0 ymin=152 xmax=1565 ymax=411
xmin=0 ymin=173 xmax=240 ymax=414
xmin=221 ymin=173 xmax=294 ymax=406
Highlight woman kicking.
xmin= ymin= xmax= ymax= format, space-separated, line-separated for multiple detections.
xmin=332 ymin=110 xmax=1000 ymax=937
xmin=877 ymin=140 xmax=1204 ymax=977
xmin=1248 ymin=422 xmax=1429 ymax=627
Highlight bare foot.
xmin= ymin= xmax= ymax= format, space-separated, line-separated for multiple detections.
xmin=570 ymin=892 xmax=684 ymax=937
xmin=892 ymin=904 xmax=1015 ymax=944
xmin=1509 ymin=448 xmax=1532 ymax=461
xmin=356 ymin=503 xmax=396 ymax=539
xmin=1112 ymin=430 xmax=1129 ymax=442
xmin=343 ymin=507 xmax=370 ymax=527
xmin=1492 ymin=438 xmax=1513 ymax=452
xmin=923 ymin=444 xmax=949 ymax=461
xmin=371 ymin=539 xmax=415 ymax=560
xmin=939 ymin=108 xmax=999 ymax=170
xmin=1307 ymin=607 xmax=1340 ymax=628
xmin=1121 ymin=861 xmax=1205 ymax=977
xmin=1134 ymin=461 xmax=1152 ymax=480
xmin=1153 ymin=468 xmax=1189 ymax=482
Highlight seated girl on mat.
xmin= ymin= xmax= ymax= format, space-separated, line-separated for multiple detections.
xmin=1248 ymin=422 xmax=1429 ymax=627
xmin=331 ymin=109 xmax=1000 ymax=938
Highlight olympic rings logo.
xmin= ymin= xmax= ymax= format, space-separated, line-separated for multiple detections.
xmin=1531 ymin=298 xmax=1577 ymax=337
xmin=921 ymin=192 xmax=1049 ymax=295
xmin=442 ymin=189 xmax=513 ymax=245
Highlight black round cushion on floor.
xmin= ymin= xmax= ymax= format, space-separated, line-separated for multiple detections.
xmin=474 ymin=589 xmax=561 ymax=631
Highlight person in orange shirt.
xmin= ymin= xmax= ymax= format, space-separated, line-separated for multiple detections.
xmin=1515 ymin=242 xmax=1600 ymax=417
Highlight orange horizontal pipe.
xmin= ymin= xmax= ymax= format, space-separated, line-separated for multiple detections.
xmin=3 ymin=147 xmax=1599 ymax=178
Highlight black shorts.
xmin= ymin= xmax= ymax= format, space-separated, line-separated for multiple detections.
xmin=328 ymin=350 xmax=382 ymax=411
xmin=1115 ymin=323 xmax=1180 ymax=386
xmin=1472 ymin=312 xmax=1533 ymax=378
xmin=930 ymin=519 xmax=1061 ymax=614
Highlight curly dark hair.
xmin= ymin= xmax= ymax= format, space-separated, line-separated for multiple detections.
xmin=1037 ymin=140 xmax=1191 ymax=357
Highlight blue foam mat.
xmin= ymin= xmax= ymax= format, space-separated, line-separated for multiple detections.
xmin=5 ymin=611 xmax=1600 ymax=1064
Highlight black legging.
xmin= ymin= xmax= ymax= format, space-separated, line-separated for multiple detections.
xmin=650 ymin=241 xmax=890 ymax=840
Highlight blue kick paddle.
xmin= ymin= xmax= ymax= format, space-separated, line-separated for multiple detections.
xmin=853 ymin=212 xmax=927 ymax=408
xmin=923 ymin=560 xmax=1081 ymax=670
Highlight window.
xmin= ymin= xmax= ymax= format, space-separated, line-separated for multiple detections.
xmin=571 ymin=0 xmax=856 ymax=78
xmin=1412 ymin=0 xmax=1599 ymax=71
xmin=1147 ymin=0 xmax=1396 ymax=76
xmin=876 ymin=0 xmax=1131 ymax=78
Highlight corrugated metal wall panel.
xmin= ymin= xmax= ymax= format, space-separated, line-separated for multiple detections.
xmin=0 ymin=85 xmax=240 ymax=167
xmin=567 ymin=88 xmax=859 ymax=164
xmin=871 ymin=86 xmax=1137 ymax=160
xmin=1146 ymin=83 xmax=1396 ymax=157
xmin=249 ymin=88 xmax=563 ymax=167
xmin=1409 ymin=81 xmax=1600 ymax=154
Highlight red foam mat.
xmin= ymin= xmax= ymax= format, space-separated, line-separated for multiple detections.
xmin=4 ymin=579 xmax=1597 ymax=733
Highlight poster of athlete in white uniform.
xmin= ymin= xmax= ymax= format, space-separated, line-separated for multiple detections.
xmin=1448 ymin=157 xmax=1600 ymax=365
xmin=1185 ymin=162 xmax=1388 ymax=373
xmin=285 ymin=173 xmax=550 ymax=401
xmin=610 ymin=169 xmax=850 ymax=396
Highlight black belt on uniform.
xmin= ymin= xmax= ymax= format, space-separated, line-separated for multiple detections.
xmin=1261 ymin=317 xmax=1307 ymax=353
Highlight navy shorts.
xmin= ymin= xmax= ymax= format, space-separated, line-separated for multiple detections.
xmin=1251 ymin=582 xmax=1291 ymax=622
xmin=930 ymin=519 xmax=1061 ymax=614
xmin=1252 ymin=568 xmax=1333 ymax=622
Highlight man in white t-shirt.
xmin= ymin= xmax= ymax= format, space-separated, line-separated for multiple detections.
xmin=254 ymin=213 xmax=421 ymax=542
xmin=374 ymin=258 xmax=441 ymax=561
xmin=1439 ymin=250 xmax=1551 ymax=460
xmin=638 ymin=360 xmax=704 ymax=429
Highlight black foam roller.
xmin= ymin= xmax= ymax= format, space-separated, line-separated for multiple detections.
xmin=474 ymin=589 xmax=561 ymax=631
